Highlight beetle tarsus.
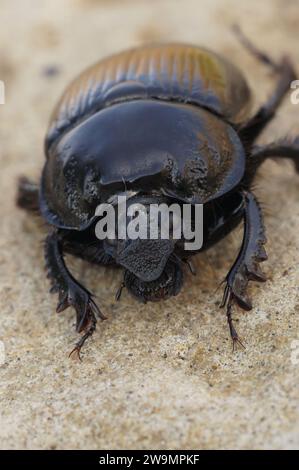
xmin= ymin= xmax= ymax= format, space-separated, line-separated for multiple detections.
xmin=45 ymin=230 xmax=105 ymax=355
xmin=224 ymin=291 xmax=246 ymax=352
xmin=69 ymin=314 xmax=97 ymax=361
xmin=220 ymin=190 xmax=267 ymax=343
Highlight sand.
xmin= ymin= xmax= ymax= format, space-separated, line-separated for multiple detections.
xmin=0 ymin=0 xmax=298 ymax=449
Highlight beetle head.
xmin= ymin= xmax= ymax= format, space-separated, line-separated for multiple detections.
xmin=102 ymin=194 xmax=184 ymax=301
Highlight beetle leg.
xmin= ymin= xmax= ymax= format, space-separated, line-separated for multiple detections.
xmin=250 ymin=137 xmax=299 ymax=173
xmin=220 ymin=191 xmax=267 ymax=348
xmin=44 ymin=230 xmax=106 ymax=358
xmin=16 ymin=176 xmax=40 ymax=212
xmin=233 ymin=25 xmax=283 ymax=71
xmin=233 ymin=26 xmax=296 ymax=144
xmin=68 ymin=315 xmax=97 ymax=361
xmin=62 ymin=238 xmax=113 ymax=266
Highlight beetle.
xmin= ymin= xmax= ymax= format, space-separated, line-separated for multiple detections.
xmin=17 ymin=28 xmax=299 ymax=357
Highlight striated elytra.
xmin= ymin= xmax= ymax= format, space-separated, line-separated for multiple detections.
xmin=42 ymin=44 xmax=250 ymax=230
xmin=17 ymin=32 xmax=299 ymax=357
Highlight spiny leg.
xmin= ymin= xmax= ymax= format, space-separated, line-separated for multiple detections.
xmin=68 ymin=315 xmax=97 ymax=359
xmin=226 ymin=297 xmax=245 ymax=351
xmin=233 ymin=26 xmax=296 ymax=145
xmin=62 ymin=235 xmax=114 ymax=266
xmin=220 ymin=190 xmax=267 ymax=349
xmin=45 ymin=230 xmax=106 ymax=359
xmin=63 ymin=234 xmax=124 ymax=301
xmin=16 ymin=176 xmax=40 ymax=212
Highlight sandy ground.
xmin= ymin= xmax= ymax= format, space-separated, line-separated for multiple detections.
xmin=0 ymin=0 xmax=299 ymax=450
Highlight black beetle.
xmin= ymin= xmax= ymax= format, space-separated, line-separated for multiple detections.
xmin=17 ymin=28 xmax=299 ymax=357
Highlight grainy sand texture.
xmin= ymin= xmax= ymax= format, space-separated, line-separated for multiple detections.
xmin=0 ymin=0 xmax=298 ymax=449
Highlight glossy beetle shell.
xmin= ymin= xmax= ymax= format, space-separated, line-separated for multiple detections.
xmin=41 ymin=44 xmax=252 ymax=230
xmin=46 ymin=44 xmax=251 ymax=148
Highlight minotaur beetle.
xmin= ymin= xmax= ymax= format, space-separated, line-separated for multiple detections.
xmin=17 ymin=28 xmax=299 ymax=357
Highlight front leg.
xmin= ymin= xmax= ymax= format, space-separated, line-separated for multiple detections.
xmin=220 ymin=191 xmax=267 ymax=349
xmin=45 ymin=230 xmax=106 ymax=358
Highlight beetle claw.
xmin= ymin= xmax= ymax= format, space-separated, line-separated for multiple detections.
xmin=115 ymin=282 xmax=125 ymax=301
xmin=69 ymin=313 xmax=97 ymax=361
xmin=232 ymin=335 xmax=246 ymax=353
xmin=185 ymin=259 xmax=196 ymax=276
xmin=56 ymin=298 xmax=70 ymax=313
xmin=69 ymin=345 xmax=83 ymax=362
